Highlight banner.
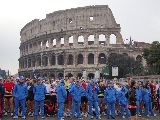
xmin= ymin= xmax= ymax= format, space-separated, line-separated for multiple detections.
xmin=112 ymin=67 xmax=118 ymax=76
xmin=102 ymin=66 xmax=109 ymax=76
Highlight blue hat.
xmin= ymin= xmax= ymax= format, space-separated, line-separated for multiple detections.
xmin=37 ymin=77 xmax=43 ymax=81
xmin=19 ymin=76 xmax=25 ymax=81
xmin=76 ymin=79 xmax=80 ymax=82
xmin=108 ymin=80 xmax=114 ymax=84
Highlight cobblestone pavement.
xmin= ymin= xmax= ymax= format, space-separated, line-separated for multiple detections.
xmin=2 ymin=114 xmax=160 ymax=120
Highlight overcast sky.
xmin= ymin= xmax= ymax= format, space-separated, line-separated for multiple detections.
xmin=0 ymin=0 xmax=160 ymax=75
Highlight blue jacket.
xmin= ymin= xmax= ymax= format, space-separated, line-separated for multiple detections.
xmin=86 ymin=83 xmax=99 ymax=102
xmin=69 ymin=82 xmax=75 ymax=96
xmin=56 ymin=83 xmax=67 ymax=103
xmin=136 ymin=87 xmax=143 ymax=101
xmin=70 ymin=84 xmax=85 ymax=102
xmin=158 ymin=88 xmax=160 ymax=99
xmin=33 ymin=83 xmax=47 ymax=101
xmin=13 ymin=82 xmax=28 ymax=100
xmin=117 ymin=89 xmax=128 ymax=106
xmin=104 ymin=87 xmax=117 ymax=103
xmin=142 ymin=88 xmax=152 ymax=102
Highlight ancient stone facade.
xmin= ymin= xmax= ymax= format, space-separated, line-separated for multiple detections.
xmin=18 ymin=5 xmax=145 ymax=79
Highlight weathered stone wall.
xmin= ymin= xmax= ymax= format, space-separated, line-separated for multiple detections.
xmin=18 ymin=5 xmax=144 ymax=79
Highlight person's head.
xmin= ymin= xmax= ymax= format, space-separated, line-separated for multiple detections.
xmin=108 ymin=81 xmax=114 ymax=88
xmin=0 ymin=76 xmax=3 ymax=83
xmin=69 ymin=77 xmax=75 ymax=83
xmin=37 ymin=77 xmax=43 ymax=84
xmin=130 ymin=80 xmax=136 ymax=89
xmin=19 ymin=76 xmax=25 ymax=84
xmin=76 ymin=79 xmax=81 ymax=86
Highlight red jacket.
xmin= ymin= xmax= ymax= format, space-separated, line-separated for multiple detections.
xmin=3 ymin=82 xmax=14 ymax=95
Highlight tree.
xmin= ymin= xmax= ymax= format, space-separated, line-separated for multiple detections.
xmin=143 ymin=41 xmax=160 ymax=74
xmin=107 ymin=53 xmax=143 ymax=78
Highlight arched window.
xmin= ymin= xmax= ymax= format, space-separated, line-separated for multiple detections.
xmin=88 ymin=73 xmax=94 ymax=79
xmin=88 ymin=53 xmax=94 ymax=64
xmin=67 ymin=54 xmax=73 ymax=65
xmin=110 ymin=34 xmax=116 ymax=44
xmin=51 ymin=55 xmax=56 ymax=65
xmin=58 ymin=54 xmax=64 ymax=65
xmin=136 ymin=55 xmax=142 ymax=63
xmin=77 ymin=54 xmax=83 ymax=64
xmin=42 ymin=56 xmax=48 ymax=66
xmin=78 ymin=35 xmax=84 ymax=45
xmin=99 ymin=34 xmax=105 ymax=45
xmin=36 ymin=56 xmax=41 ymax=66
xmin=98 ymin=53 xmax=106 ymax=64
xmin=28 ymin=59 xmax=31 ymax=68
xmin=88 ymin=35 xmax=94 ymax=45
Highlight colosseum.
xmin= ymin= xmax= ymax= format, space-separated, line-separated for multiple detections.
xmin=18 ymin=5 xmax=148 ymax=79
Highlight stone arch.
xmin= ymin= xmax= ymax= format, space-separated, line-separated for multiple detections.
xmin=46 ymin=40 xmax=49 ymax=48
xmin=88 ymin=35 xmax=94 ymax=45
xmin=53 ymin=39 xmax=56 ymax=46
xmin=58 ymin=54 xmax=64 ymax=65
xmin=109 ymin=34 xmax=116 ymax=44
xmin=60 ymin=37 xmax=64 ymax=46
xmin=78 ymin=35 xmax=84 ymax=45
xmin=67 ymin=54 xmax=73 ymax=65
xmin=99 ymin=34 xmax=105 ymax=45
xmin=88 ymin=73 xmax=94 ymax=79
xmin=42 ymin=55 xmax=48 ymax=66
xmin=69 ymin=36 xmax=73 ymax=46
xmin=77 ymin=73 xmax=83 ymax=79
xmin=136 ymin=55 xmax=142 ymax=63
xmin=88 ymin=53 xmax=94 ymax=64
xmin=31 ymin=57 xmax=36 ymax=67
xmin=51 ymin=54 xmax=56 ymax=65
xmin=58 ymin=73 xmax=64 ymax=79
xmin=36 ymin=56 xmax=41 ymax=66
xmin=98 ymin=53 xmax=106 ymax=64
xmin=28 ymin=58 xmax=31 ymax=68
xmin=77 ymin=54 xmax=83 ymax=64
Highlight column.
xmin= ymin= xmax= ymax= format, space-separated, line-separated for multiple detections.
xmin=84 ymin=52 xmax=87 ymax=65
xmin=48 ymin=55 xmax=51 ymax=66
xmin=116 ymin=33 xmax=124 ymax=44
xmin=94 ymin=33 xmax=99 ymax=46
xmin=56 ymin=38 xmax=61 ymax=48
xmin=64 ymin=35 xmax=69 ymax=47
xmin=84 ymin=34 xmax=88 ymax=47
xmin=55 ymin=54 xmax=58 ymax=65
xmin=49 ymin=39 xmax=53 ymax=48
xmin=73 ymin=34 xmax=78 ymax=47
xmin=94 ymin=52 xmax=98 ymax=66
xmin=105 ymin=34 xmax=109 ymax=47
xmin=40 ymin=53 xmax=43 ymax=66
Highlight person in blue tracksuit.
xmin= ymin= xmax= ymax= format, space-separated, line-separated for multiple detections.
xmin=117 ymin=86 xmax=130 ymax=119
xmin=142 ymin=82 xmax=156 ymax=117
xmin=157 ymin=86 xmax=160 ymax=113
xmin=136 ymin=82 xmax=143 ymax=116
xmin=57 ymin=79 xmax=67 ymax=120
xmin=33 ymin=77 xmax=47 ymax=119
xmin=104 ymin=81 xmax=116 ymax=119
xmin=13 ymin=76 xmax=28 ymax=119
xmin=70 ymin=79 xmax=85 ymax=119
xmin=86 ymin=79 xmax=101 ymax=119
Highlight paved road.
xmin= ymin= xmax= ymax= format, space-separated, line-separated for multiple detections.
xmin=2 ymin=114 xmax=160 ymax=120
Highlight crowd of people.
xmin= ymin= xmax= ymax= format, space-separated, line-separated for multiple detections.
xmin=0 ymin=75 xmax=160 ymax=120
